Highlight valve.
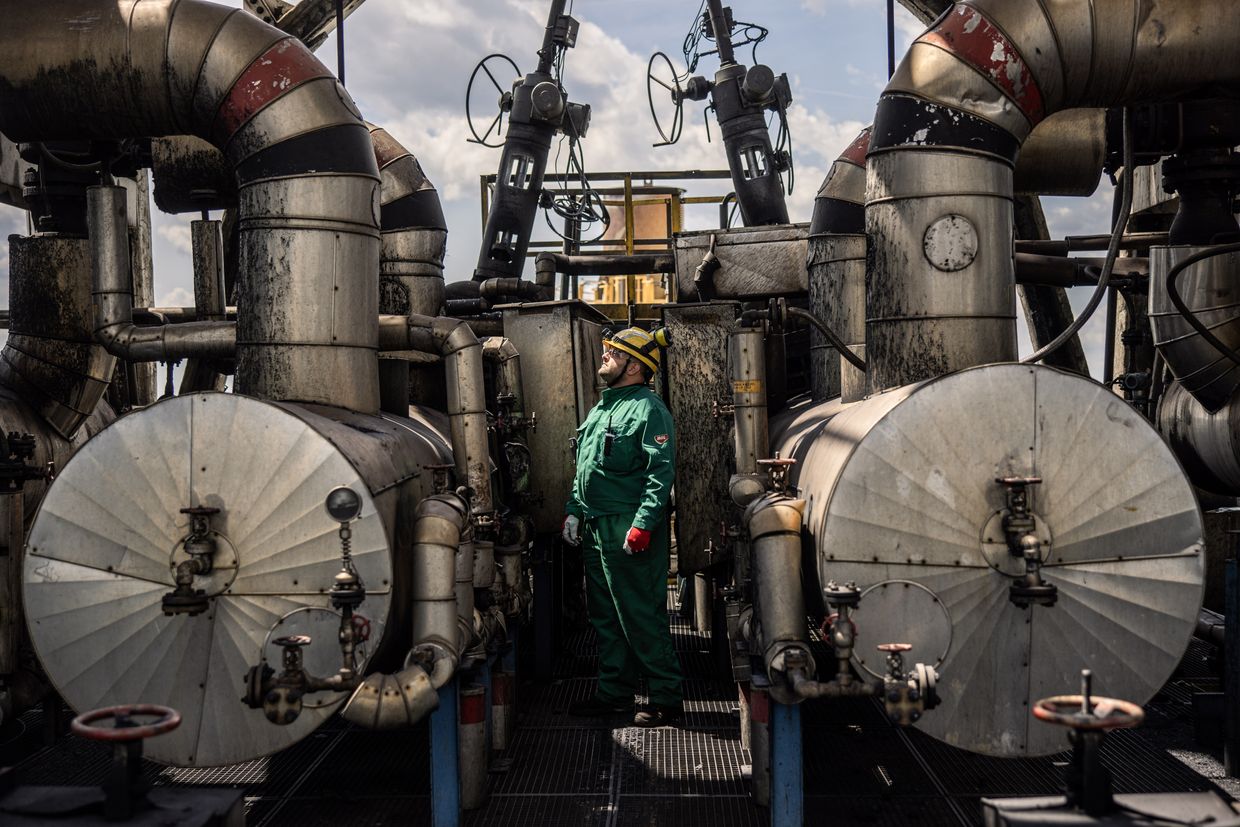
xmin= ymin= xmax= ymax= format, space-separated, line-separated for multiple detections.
xmin=757 ymin=453 xmax=796 ymax=496
xmin=162 ymin=506 xmax=220 ymax=616
xmin=996 ymin=476 xmax=1058 ymax=608
xmin=70 ymin=704 xmax=182 ymax=820
xmin=0 ymin=430 xmax=49 ymax=492
xmin=879 ymin=643 xmax=939 ymax=726
xmin=1032 ymin=669 xmax=1144 ymax=817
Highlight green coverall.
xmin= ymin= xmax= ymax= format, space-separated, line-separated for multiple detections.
xmin=566 ymin=383 xmax=683 ymax=707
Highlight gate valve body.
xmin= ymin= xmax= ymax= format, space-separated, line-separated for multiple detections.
xmin=879 ymin=643 xmax=940 ymax=726
xmin=162 ymin=506 xmax=221 ymax=616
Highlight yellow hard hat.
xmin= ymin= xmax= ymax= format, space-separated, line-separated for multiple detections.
xmin=604 ymin=327 xmax=668 ymax=374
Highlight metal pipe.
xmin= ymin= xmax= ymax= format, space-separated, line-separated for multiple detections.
xmin=478 ymin=278 xmax=550 ymax=303
xmin=89 ymin=186 xmax=236 ymax=363
xmin=534 ymin=251 xmax=676 ymax=277
xmin=0 ymin=1 xmax=382 ymax=411
xmin=408 ymin=493 xmax=471 ymax=689
xmin=745 ymin=493 xmax=813 ymax=705
xmin=727 ymin=327 xmax=769 ymax=507
xmin=1156 ymin=379 xmax=1240 ymax=496
xmin=377 ymin=314 xmax=494 ymax=526
xmin=482 ymin=337 xmax=526 ymax=418
xmin=865 ymin=0 xmax=1240 ymax=390
xmin=369 ymin=123 xmax=448 ymax=318
xmin=0 ymin=236 xmax=116 ymax=440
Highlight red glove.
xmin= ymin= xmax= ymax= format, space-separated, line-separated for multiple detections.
xmin=623 ymin=526 xmax=651 ymax=555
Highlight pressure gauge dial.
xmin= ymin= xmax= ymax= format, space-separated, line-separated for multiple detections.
xmin=324 ymin=486 xmax=362 ymax=523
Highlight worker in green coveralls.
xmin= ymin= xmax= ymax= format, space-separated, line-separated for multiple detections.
xmin=562 ymin=327 xmax=683 ymax=727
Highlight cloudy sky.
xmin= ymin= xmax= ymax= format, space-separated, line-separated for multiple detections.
xmin=0 ymin=0 xmax=1116 ymax=371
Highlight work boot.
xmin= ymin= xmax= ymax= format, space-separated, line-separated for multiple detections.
xmin=634 ymin=703 xmax=683 ymax=727
xmin=567 ymin=696 xmax=631 ymax=716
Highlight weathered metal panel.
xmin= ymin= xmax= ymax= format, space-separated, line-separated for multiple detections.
xmin=673 ymin=225 xmax=809 ymax=300
xmin=502 ymin=301 xmax=609 ymax=534
xmin=661 ymin=303 xmax=738 ymax=574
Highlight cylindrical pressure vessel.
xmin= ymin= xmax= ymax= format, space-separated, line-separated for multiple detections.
xmin=771 ymin=363 xmax=1204 ymax=757
xmin=23 ymin=392 xmax=452 ymax=766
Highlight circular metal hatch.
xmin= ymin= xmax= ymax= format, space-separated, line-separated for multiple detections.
xmin=796 ymin=364 xmax=1204 ymax=756
xmin=23 ymin=393 xmax=393 ymax=766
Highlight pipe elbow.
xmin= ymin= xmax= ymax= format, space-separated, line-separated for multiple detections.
xmin=744 ymin=494 xmax=805 ymax=540
xmin=341 ymin=662 xmax=439 ymax=729
xmin=481 ymin=337 xmax=520 ymax=364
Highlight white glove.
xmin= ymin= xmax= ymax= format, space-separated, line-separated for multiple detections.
xmin=562 ymin=514 xmax=581 ymax=546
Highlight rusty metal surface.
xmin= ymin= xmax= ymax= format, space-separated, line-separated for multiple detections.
xmin=776 ymin=363 xmax=1204 ymax=757
xmin=673 ymin=226 xmax=809 ymax=301
xmin=661 ymin=303 xmax=738 ymax=574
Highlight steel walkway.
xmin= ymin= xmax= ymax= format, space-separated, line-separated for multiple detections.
xmin=3 ymin=597 xmax=1237 ymax=826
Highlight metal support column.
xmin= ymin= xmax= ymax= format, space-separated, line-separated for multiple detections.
xmin=1226 ymin=556 xmax=1239 ymax=776
xmin=771 ymin=700 xmax=803 ymax=826
xmin=430 ymin=679 xmax=460 ymax=827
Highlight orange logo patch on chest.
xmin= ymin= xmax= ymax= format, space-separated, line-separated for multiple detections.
xmin=654 ymin=434 xmax=669 ymax=445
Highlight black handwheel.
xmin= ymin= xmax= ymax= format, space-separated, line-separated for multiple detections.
xmin=466 ymin=54 xmax=521 ymax=148
xmin=646 ymin=51 xmax=685 ymax=147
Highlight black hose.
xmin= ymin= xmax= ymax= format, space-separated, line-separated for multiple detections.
xmin=1023 ymin=109 xmax=1134 ymax=365
xmin=1164 ymin=240 xmax=1240 ymax=369
xmin=786 ymin=306 xmax=865 ymax=371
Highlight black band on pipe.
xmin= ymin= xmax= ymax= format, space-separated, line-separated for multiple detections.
xmin=381 ymin=189 xmax=447 ymax=232
xmin=235 ymin=124 xmax=379 ymax=184
xmin=869 ymin=94 xmax=1020 ymax=164
xmin=809 ymin=197 xmax=864 ymax=235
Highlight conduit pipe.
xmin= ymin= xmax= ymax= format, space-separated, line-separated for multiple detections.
xmin=89 ymin=186 xmax=235 ymax=362
xmin=728 ymin=327 xmax=770 ymax=507
xmin=0 ymin=0 xmax=382 ymax=412
xmin=377 ymin=314 xmax=495 ymax=527
xmin=369 ymin=123 xmax=448 ymax=318
xmin=482 ymin=337 xmax=526 ymax=419
xmin=864 ymin=0 xmax=1240 ymax=391
xmin=341 ymin=492 xmax=470 ymax=729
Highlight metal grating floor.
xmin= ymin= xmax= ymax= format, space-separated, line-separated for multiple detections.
xmin=4 ymin=587 xmax=1238 ymax=826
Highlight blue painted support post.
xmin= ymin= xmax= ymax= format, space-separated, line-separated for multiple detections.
xmin=430 ymin=679 xmax=460 ymax=827
xmin=771 ymin=700 xmax=803 ymax=827
xmin=1226 ymin=557 xmax=1239 ymax=776
xmin=480 ymin=659 xmax=493 ymax=755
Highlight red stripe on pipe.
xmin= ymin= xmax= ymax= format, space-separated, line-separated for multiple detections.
xmin=215 ymin=38 xmax=333 ymax=140
xmin=919 ymin=5 xmax=1045 ymax=126
xmin=750 ymin=687 xmax=770 ymax=724
xmin=460 ymin=686 xmax=487 ymax=724
xmin=491 ymin=672 xmax=512 ymax=705
xmin=369 ymin=127 xmax=410 ymax=169
xmin=839 ymin=127 xmax=872 ymax=167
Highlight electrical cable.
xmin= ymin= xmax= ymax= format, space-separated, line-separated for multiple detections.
xmin=1164 ymin=240 xmax=1240 ymax=369
xmin=1023 ymin=108 xmax=1134 ymax=365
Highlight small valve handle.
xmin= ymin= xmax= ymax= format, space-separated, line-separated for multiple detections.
xmin=71 ymin=704 xmax=181 ymax=742
xmin=274 ymin=634 xmax=312 ymax=648
xmin=757 ymin=456 xmax=797 ymax=469
xmin=351 ymin=614 xmax=372 ymax=643
xmin=1032 ymin=695 xmax=1144 ymax=732
xmin=877 ymin=643 xmax=912 ymax=653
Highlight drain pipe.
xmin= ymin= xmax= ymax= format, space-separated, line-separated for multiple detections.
xmin=342 ymin=492 xmax=471 ymax=728
xmin=89 ymin=186 xmax=235 ymax=362
xmin=0 ymin=1 xmax=382 ymax=412
xmin=727 ymin=327 xmax=770 ymax=508
xmin=865 ymin=0 xmax=1240 ymax=392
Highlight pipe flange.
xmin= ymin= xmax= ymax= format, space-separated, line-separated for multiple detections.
xmin=980 ymin=511 xmax=1052 ymax=576
xmin=167 ymin=530 xmax=238 ymax=598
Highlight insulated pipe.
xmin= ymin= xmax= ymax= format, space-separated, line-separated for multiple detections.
xmin=864 ymin=0 xmax=1240 ymax=391
xmin=728 ymin=327 xmax=769 ymax=507
xmin=745 ymin=493 xmax=813 ymax=705
xmin=377 ymin=314 xmax=494 ymax=526
xmin=0 ymin=236 xmax=116 ymax=440
xmin=1157 ymin=380 xmax=1240 ymax=496
xmin=409 ymin=493 xmax=471 ymax=689
xmin=0 ymin=1 xmax=382 ymax=411
xmin=482 ymin=337 xmax=526 ymax=419
xmin=369 ymin=123 xmax=448 ymax=318
xmin=89 ymin=186 xmax=236 ymax=362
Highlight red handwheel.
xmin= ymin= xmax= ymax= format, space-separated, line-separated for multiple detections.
xmin=71 ymin=704 xmax=182 ymax=742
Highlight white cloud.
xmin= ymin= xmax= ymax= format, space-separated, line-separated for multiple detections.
xmin=156 ymin=222 xmax=194 ymax=257
xmin=157 ymin=286 xmax=194 ymax=308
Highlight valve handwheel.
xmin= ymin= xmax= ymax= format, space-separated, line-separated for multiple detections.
xmin=646 ymin=51 xmax=685 ymax=147
xmin=71 ymin=704 xmax=181 ymax=742
xmin=466 ymin=54 xmax=521 ymax=148
xmin=351 ymin=614 xmax=372 ymax=643
xmin=1033 ymin=695 xmax=1144 ymax=732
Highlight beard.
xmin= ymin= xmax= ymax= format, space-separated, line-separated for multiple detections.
xmin=598 ymin=361 xmax=625 ymax=387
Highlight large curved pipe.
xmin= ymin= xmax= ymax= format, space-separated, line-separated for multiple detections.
xmin=863 ymin=0 xmax=1240 ymax=392
xmin=0 ymin=0 xmax=381 ymax=411
xmin=482 ymin=337 xmax=525 ymax=420
xmin=368 ymin=123 xmax=448 ymax=319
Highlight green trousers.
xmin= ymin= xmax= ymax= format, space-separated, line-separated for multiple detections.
xmin=581 ymin=513 xmax=683 ymax=707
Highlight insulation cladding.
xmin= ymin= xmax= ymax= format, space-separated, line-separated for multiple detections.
xmin=660 ymin=303 xmax=739 ymax=575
